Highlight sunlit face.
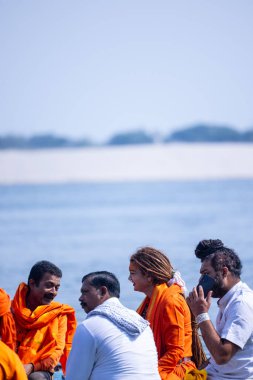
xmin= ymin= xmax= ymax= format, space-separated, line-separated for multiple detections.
xmin=79 ymin=280 xmax=102 ymax=314
xmin=29 ymin=272 xmax=61 ymax=308
xmin=200 ymin=259 xmax=224 ymax=298
xmin=128 ymin=262 xmax=154 ymax=296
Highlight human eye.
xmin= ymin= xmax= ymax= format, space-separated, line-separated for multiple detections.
xmin=45 ymin=281 xmax=54 ymax=288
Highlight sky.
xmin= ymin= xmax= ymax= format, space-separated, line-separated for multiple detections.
xmin=0 ymin=0 xmax=253 ymax=143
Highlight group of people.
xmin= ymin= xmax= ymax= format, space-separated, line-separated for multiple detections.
xmin=1 ymin=239 xmax=253 ymax=380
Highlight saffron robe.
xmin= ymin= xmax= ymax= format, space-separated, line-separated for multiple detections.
xmin=137 ymin=283 xmax=196 ymax=380
xmin=11 ymin=283 xmax=77 ymax=374
xmin=0 ymin=340 xmax=27 ymax=380
xmin=0 ymin=288 xmax=16 ymax=350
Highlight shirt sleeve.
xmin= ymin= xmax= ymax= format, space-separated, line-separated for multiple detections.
xmin=158 ymin=295 xmax=186 ymax=378
xmin=221 ymin=299 xmax=253 ymax=349
xmin=65 ymin=324 xmax=96 ymax=380
xmin=33 ymin=314 xmax=68 ymax=372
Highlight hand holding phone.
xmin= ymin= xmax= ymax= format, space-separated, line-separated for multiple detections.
xmin=197 ymin=274 xmax=215 ymax=298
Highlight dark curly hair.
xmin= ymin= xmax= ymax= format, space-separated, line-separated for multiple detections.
xmin=195 ymin=239 xmax=224 ymax=260
xmin=195 ymin=239 xmax=242 ymax=278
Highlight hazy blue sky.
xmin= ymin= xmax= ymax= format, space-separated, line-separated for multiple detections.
xmin=1 ymin=1 xmax=253 ymax=142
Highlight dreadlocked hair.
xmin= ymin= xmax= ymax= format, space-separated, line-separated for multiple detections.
xmin=190 ymin=310 xmax=207 ymax=368
xmin=130 ymin=246 xmax=173 ymax=284
xmin=195 ymin=239 xmax=224 ymax=261
xmin=195 ymin=239 xmax=242 ymax=278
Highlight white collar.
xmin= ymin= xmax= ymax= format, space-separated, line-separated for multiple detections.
xmin=218 ymin=280 xmax=242 ymax=310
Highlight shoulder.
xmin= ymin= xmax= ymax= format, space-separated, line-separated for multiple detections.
xmin=81 ymin=315 xmax=111 ymax=333
xmin=0 ymin=341 xmax=25 ymax=371
xmin=161 ymin=284 xmax=186 ymax=305
xmin=229 ymin=283 xmax=253 ymax=310
xmin=72 ymin=321 xmax=96 ymax=344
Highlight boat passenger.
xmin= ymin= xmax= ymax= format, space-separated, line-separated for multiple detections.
xmin=187 ymin=239 xmax=253 ymax=380
xmin=129 ymin=246 xmax=206 ymax=380
xmin=11 ymin=260 xmax=77 ymax=380
xmin=66 ymin=271 xmax=160 ymax=380
xmin=0 ymin=288 xmax=16 ymax=350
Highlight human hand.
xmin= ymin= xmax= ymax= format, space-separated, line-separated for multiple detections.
xmin=186 ymin=285 xmax=212 ymax=317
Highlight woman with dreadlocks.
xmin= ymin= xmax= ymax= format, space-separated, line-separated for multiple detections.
xmin=129 ymin=247 xmax=206 ymax=380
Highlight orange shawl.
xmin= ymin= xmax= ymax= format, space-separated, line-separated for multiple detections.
xmin=0 ymin=288 xmax=16 ymax=350
xmin=137 ymin=283 xmax=195 ymax=380
xmin=0 ymin=340 xmax=27 ymax=380
xmin=11 ymin=283 xmax=76 ymax=374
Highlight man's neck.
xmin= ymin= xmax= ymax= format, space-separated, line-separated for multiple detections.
xmin=26 ymin=293 xmax=38 ymax=311
xmin=219 ymin=277 xmax=241 ymax=301
xmin=227 ymin=277 xmax=240 ymax=292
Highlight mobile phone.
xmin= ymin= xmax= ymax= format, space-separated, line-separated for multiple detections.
xmin=197 ymin=274 xmax=215 ymax=298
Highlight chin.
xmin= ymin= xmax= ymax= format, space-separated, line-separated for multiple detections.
xmin=43 ymin=298 xmax=54 ymax=305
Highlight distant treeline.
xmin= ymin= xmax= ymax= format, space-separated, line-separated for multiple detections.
xmin=1 ymin=124 xmax=253 ymax=150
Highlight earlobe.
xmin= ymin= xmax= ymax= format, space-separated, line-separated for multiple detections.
xmin=223 ymin=267 xmax=229 ymax=277
xmin=99 ymin=286 xmax=107 ymax=297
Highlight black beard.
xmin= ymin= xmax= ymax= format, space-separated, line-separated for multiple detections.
xmin=211 ymin=275 xmax=226 ymax=298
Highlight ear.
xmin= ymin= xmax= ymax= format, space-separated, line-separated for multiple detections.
xmin=28 ymin=279 xmax=36 ymax=289
xmin=98 ymin=286 xmax=108 ymax=298
xmin=222 ymin=267 xmax=229 ymax=277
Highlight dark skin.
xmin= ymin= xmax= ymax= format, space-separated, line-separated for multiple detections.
xmin=79 ymin=280 xmax=111 ymax=314
xmin=24 ymin=272 xmax=61 ymax=376
xmin=187 ymin=260 xmax=240 ymax=365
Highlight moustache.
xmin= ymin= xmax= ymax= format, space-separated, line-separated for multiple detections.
xmin=44 ymin=294 xmax=55 ymax=300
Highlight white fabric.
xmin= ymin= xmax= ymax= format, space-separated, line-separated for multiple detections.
xmin=207 ymin=281 xmax=253 ymax=380
xmin=196 ymin=312 xmax=210 ymax=325
xmin=167 ymin=271 xmax=187 ymax=293
xmin=86 ymin=296 xmax=149 ymax=335
xmin=66 ymin=298 xmax=160 ymax=380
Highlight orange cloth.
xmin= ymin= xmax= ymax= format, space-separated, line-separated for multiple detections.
xmin=184 ymin=368 xmax=207 ymax=380
xmin=12 ymin=282 xmax=77 ymax=374
xmin=137 ymin=283 xmax=196 ymax=380
xmin=0 ymin=288 xmax=16 ymax=350
xmin=0 ymin=340 xmax=27 ymax=380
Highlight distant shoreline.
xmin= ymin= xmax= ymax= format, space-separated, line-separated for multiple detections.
xmin=1 ymin=143 xmax=253 ymax=185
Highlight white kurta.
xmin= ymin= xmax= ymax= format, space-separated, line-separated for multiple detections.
xmin=207 ymin=281 xmax=253 ymax=380
xmin=66 ymin=298 xmax=160 ymax=380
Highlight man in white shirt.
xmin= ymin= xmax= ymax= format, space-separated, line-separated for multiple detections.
xmin=66 ymin=271 xmax=160 ymax=380
xmin=187 ymin=239 xmax=253 ymax=380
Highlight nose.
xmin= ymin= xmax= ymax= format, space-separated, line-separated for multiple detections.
xmin=51 ymin=287 xmax=58 ymax=296
xmin=128 ymin=274 xmax=132 ymax=282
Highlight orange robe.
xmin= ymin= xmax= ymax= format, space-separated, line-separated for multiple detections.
xmin=11 ymin=282 xmax=77 ymax=374
xmin=137 ymin=283 xmax=196 ymax=380
xmin=0 ymin=340 xmax=27 ymax=380
xmin=0 ymin=288 xmax=16 ymax=350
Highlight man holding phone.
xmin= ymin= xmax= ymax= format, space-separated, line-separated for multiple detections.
xmin=187 ymin=239 xmax=253 ymax=380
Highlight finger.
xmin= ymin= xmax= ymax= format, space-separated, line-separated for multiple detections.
xmin=206 ymin=290 xmax=213 ymax=304
xmin=188 ymin=292 xmax=193 ymax=298
xmin=197 ymin=285 xmax=204 ymax=298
